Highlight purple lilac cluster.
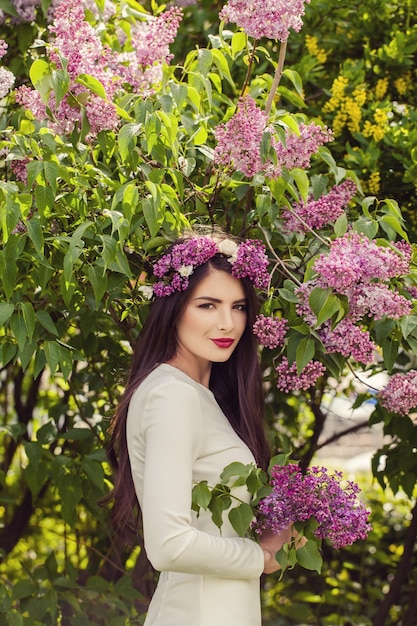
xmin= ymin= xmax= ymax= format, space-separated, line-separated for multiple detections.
xmin=219 ymin=0 xmax=311 ymax=42
xmin=256 ymin=464 xmax=371 ymax=549
xmin=253 ymin=314 xmax=288 ymax=349
xmin=117 ymin=6 xmax=183 ymax=96
xmin=14 ymin=0 xmax=182 ymax=137
xmin=0 ymin=0 xmax=41 ymax=24
xmin=378 ymin=371 xmax=417 ymax=416
xmin=0 ymin=40 xmax=15 ymax=99
xmin=283 ymin=179 xmax=357 ymax=233
xmin=230 ymin=239 xmax=270 ymax=290
xmin=16 ymin=0 xmax=120 ymax=138
xmin=276 ymin=357 xmax=326 ymax=392
xmin=276 ymin=122 xmax=333 ymax=171
xmin=296 ymin=233 xmax=412 ymax=364
xmin=213 ymin=97 xmax=331 ymax=179
xmin=213 ymin=96 xmax=277 ymax=178
xmin=152 ymin=237 xmax=270 ymax=297
xmin=153 ymin=237 xmax=219 ymax=297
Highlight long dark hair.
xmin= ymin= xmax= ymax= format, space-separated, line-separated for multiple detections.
xmin=104 ymin=249 xmax=270 ymax=536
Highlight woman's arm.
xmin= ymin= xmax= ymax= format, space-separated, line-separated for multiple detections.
xmin=127 ymin=380 xmax=265 ymax=580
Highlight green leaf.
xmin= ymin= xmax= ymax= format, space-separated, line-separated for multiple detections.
xmin=10 ymin=311 xmax=26 ymax=352
xmin=231 ymin=31 xmax=247 ymax=57
xmin=82 ymin=459 xmax=105 ymax=491
xmin=44 ymin=340 xmax=61 ymax=375
xmin=334 ymin=213 xmax=348 ymax=237
xmin=35 ymin=310 xmax=59 ymax=336
xmin=88 ymin=265 xmax=108 ymax=308
xmin=220 ymin=462 xmax=253 ymax=485
xmin=353 ymin=216 xmax=379 ymax=239
xmin=57 ymin=474 xmax=83 ymax=527
xmin=0 ymin=302 xmax=14 ymax=326
xmin=197 ymin=49 xmax=212 ymax=77
xmin=192 ymin=481 xmax=212 ymax=511
xmin=61 ymin=428 xmax=92 ymax=441
xmin=27 ymin=218 xmax=44 ymax=257
xmin=382 ymin=339 xmax=399 ymax=373
xmin=228 ymin=503 xmax=254 ymax=537
xmin=291 ymin=168 xmax=309 ymax=202
xmin=379 ymin=214 xmax=408 ymax=240
xmin=208 ymin=490 xmax=231 ymax=529
xmin=20 ymin=302 xmax=36 ymax=341
xmin=296 ymin=336 xmax=315 ymax=374
xmin=51 ymin=68 xmax=70 ymax=106
xmin=400 ymin=315 xmax=417 ymax=339
xmin=29 ymin=59 xmax=52 ymax=104
xmin=118 ymin=123 xmax=142 ymax=162
xmin=0 ymin=0 xmax=19 ymax=17
xmin=295 ymin=539 xmax=323 ymax=573
xmin=76 ymin=73 xmax=107 ymax=99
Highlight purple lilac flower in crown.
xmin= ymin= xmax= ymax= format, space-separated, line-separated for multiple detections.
xmin=148 ymin=236 xmax=270 ymax=298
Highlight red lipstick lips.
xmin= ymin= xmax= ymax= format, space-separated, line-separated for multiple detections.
xmin=211 ymin=338 xmax=234 ymax=348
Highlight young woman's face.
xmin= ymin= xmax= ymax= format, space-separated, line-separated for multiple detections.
xmin=173 ymin=269 xmax=247 ymax=378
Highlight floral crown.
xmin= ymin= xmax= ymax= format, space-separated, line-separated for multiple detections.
xmin=142 ymin=236 xmax=270 ymax=298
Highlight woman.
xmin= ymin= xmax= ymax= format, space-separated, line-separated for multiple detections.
xmin=106 ymin=232 xmax=292 ymax=626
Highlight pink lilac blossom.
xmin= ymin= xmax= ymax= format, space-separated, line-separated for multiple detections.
xmin=6 ymin=0 xmax=41 ymax=23
xmin=282 ymin=179 xmax=356 ymax=233
xmin=230 ymin=239 xmax=270 ymax=290
xmin=253 ymin=314 xmax=288 ymax=349
xmin=213 ymin=96 xmax=279 ymax=178
xmin=214 ymin=97 xmax=331 ymax=179
xmin=0 ymin=40 xmax=15 ymax=98
xmin=276 ymin=122 xmax=333 ymax=171
xmin=319 ymin=318 xmax=376 ymax=364
xmin=0 ymin=67 xmax=15 ymax=99
xmin=10 ymin=158 xmax=30 ymax=183
xmin=255 ymin=464 xmax=371 ymax=549
xmin=276 ymin=357 xmax=326 ymax=392
xmin=16 ymin=0 xmax=120 ymax=138
xmin=378 ymin=371 xmax=417 ymax=416
xmin=314 ymin=233 xmax=412 ymax=289
xmin=219 ymin=0 xmax=311 ymax=42
xmin=47 ymin=0 xmax=116 ymax=22
xmin=295 ymin=233 xmax=412 ymax=364
xmin=117 ymin=6 xmax=183 ymax=96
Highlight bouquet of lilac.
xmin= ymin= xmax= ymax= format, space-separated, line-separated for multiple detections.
xmin=192 ymin=458 xmax=371 ymax=575
xmin=254 ymin=462 xmax=371 ymax=573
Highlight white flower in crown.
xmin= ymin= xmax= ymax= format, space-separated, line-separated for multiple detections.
xmin=178 ymin=264 xmax=194 ymax=277
xmin=138 ymin=285 xmax=154 ymax=300
xmin=218 ymin=238 xmax=238 ymax=261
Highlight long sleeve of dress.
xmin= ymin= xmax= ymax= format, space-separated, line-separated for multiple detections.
xmin=126 ymin=377 xmax=264 ymax=581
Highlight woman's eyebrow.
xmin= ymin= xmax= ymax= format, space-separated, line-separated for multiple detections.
xmin=192 ymin=296 xmax=247 ymax=304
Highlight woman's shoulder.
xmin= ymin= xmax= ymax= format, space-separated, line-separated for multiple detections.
xmin=131 ymin=363 xmax=213 ymax=404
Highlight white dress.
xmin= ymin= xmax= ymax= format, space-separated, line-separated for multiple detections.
xmin=126 ymin=363 xmax=264 ymax=626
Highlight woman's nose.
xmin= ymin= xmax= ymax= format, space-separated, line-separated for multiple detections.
xmin=217 ymin=308 xmax=233 ymax=331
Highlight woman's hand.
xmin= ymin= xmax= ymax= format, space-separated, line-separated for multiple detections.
xmin=260 ymin=526 xmax=306 ymax=574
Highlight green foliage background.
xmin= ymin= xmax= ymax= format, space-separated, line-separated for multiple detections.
xmin=0 ymin=0 xmax=416 ymax=624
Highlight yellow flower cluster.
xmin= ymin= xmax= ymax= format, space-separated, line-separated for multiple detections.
xmin=324 ymin=77 xmax=367 ymax=135
xmin=363 ymin=108 xmax=388 ymax=141
xmin=323 ymin=76 xmax=349 ymax=113
xmin=305 ymin=35 xmax=328 ymax=64
xmin=375 ymin=78 xmax=389 ymax=100
xmin=394 ymin=73 xmax=411 ymax=95
xmin=367 ymin=172 xmax=381 ymax=195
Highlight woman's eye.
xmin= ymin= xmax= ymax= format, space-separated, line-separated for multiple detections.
xmin=234 ymin=304 xmax=247 ymax=311
xmin=198 ymin=303 xmax=214 ymax=309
